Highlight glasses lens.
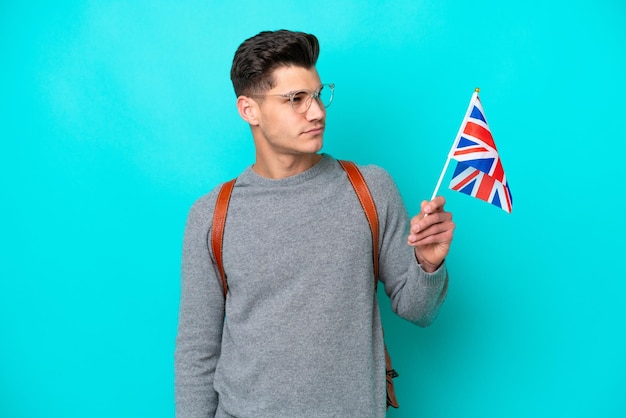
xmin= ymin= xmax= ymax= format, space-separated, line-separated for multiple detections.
xmin=318 ymin=84 xmax=334 ymax=109
xmin=290 ymin=84 xmax=334 ymax=113
xmin=291 ymin=91 xmax=310 ymax=113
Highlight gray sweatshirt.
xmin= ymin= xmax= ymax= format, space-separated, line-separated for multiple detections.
xmin=175 ymin=154 xmax=448 ymax=417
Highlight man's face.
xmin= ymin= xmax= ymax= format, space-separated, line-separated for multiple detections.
xmin=251 ymin=66 xmax=326 ymax=158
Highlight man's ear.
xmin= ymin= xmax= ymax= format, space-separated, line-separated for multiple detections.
xmin=236 ymin=96 xmax=260 ymax=126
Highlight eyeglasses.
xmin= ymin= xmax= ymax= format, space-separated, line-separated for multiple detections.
xmin=251 ymin=83 xmax=334 ymax=114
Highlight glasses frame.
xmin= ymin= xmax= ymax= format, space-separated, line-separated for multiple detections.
xmin=249 ymin=83 xmax=335 ymax=114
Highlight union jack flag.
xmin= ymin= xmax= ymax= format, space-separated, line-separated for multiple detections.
xmin=448 ymin=91 xmax=512 ymax=213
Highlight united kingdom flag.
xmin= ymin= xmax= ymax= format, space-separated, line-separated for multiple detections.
xmin=448 ymin=91 xmax=513 ymax=213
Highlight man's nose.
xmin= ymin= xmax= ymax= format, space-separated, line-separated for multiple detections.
xmin=306 ymin=96 xmax=325 ymax=120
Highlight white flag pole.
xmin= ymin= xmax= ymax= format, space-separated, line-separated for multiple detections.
xmin=430 ymin=88 xmax=481 ymax=201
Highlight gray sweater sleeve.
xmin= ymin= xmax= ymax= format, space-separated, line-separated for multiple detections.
xmin=364 ymin=166 xmax=448 ymax=326
xmin=175 ymin=191 xmax=224 ymax=417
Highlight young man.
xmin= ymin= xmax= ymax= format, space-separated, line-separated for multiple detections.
xmin=175 ymin=30 xmax=455 ymax=417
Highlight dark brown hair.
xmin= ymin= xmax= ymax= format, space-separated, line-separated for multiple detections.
xmin=230 ymin=30 xmax=320 ymax=97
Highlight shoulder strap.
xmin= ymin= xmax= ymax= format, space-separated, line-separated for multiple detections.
xmin=338 ymin=160 xmax=399 ymax=409
xmin=210 ymin=162 xmax=380 ymax=296
xmin=211 ymin=178 xmax=236 ymax=298
xmin=337 ymin=160 xmax=380 ymax=282
xmin=209 ymin=161 xmax=399 ymax=408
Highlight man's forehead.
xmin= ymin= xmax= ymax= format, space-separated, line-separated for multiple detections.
xmin=268 ymin=66 xmax=321 ymax=91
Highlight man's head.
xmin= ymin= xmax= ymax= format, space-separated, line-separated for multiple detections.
xmin=230 ymin=30 xmax=320 ymax=97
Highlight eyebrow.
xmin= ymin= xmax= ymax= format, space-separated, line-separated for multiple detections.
xmin=284 ymin=85 xmax=324 ymax=95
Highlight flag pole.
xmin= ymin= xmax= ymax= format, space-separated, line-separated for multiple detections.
xmin=430 ymin=88 xmax=480 ymax=201
xmin=430 ymin=155 xmax=452 ymax=201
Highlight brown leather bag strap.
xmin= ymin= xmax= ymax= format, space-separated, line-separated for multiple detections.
xmin=210 ymin=162 xmax=399 ymax=409
xmin=211 ymin=178 xmax=236 ymax=298
xmin=338 ymin=160 xmax=399 ymax=409
xmin=337 ymin=160 xmax=380 ymax=281
xmin=211 ymin=162 xmax=381 ymax=295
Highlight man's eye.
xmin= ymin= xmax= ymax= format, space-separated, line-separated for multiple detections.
xmin=291 ymin=92 xmax=308 ymax=103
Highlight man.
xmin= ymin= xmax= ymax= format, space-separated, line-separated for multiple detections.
xmin=175 ymin=30 xmax=454 ymax=417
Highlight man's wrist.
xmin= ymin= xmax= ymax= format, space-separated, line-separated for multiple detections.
xmin=415 ymin=252 xmax=443 ymax=273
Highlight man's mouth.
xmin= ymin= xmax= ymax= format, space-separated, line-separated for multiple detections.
xmin=303 ymin=126 xmax=325 ymax=135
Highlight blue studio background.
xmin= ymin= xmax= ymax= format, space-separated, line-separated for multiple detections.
xmin=2 ymin=1 xmax=625 ymax=417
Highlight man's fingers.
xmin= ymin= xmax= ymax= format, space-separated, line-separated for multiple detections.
xmin=424 ymin=196 xmax=446 ymax=214
xmin=412 ymin=210 xmax=451 ymax=232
